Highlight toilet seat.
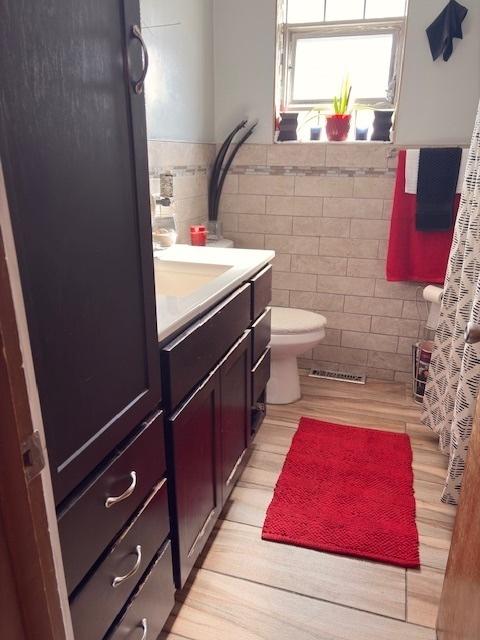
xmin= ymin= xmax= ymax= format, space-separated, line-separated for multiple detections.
xmin=271 ymin=307 xmax=327 ymax=335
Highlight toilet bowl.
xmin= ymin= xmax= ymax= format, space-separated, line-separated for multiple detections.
xmin=267 ymin=307 xmax=327 ymax=405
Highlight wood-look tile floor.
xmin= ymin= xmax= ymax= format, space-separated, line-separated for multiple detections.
xmin=162 ymin=374 xmax=455 ymax=640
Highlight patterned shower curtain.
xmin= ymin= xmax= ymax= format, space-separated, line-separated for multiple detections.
xmin=422 ymin=102 xmax=480 ymax=505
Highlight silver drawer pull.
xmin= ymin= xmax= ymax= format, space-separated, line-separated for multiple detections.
xmin=105 ymin=471 xmax=137 ymax=508
xmin=139 ymin=618 xmax=148 ymax=640
xmin=112 ymin=545 xmax=142 ymax=588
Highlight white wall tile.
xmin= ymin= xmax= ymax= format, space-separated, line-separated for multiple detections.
xmin=313 ymin=344 xmax=369 ymax=366
xmin=220 ymin=193 xmax=266 ymax=214
xmin=267 ymin=143 xmax=326 ymax=167
xmin=265 ymin=234 xmax=319 ymax=255
xmin=344 ymin=296 xmax=404 ymax=318
xmin=347 ymin=258 xmax=385 ymax=278
xmin=350 ymin=219 xmax=390 ymax=240
xmin=272 ymin=254 xmax=292 ymax=272
xmin=295 ymin=176 xmax=354 ymax=198
xmin=231 ymin=143 xmax=267 ymax=166
xmin=367 ymin=351 xmax=411 ymax=373
xmin=291 ymin=255 xmax=348 ymax=276
xmin=341 ymin=331 xmax=398 ymax=353
xmin=325 ymin=144 xmax=389 ymax=168
xmin=374 ymin=279 xmax=421 ymax=301
xmin=223 ymin=174 xmax=239 ymax=194
xmin=223 ymin=231 xmax=265 ymax=248
xmin=402 ymin=300 xmax=428 ymax=320
xmin=371 ymin=316 xmax=421 ymax=338
xmin=323 ymin=197 xmax=384 ymax=219
xmin=319 ymin=238 xmax=379 ymax=259
xmin=272 ymin=272 xmax=317 ymax=292
xmin=272 ymin=289 xmax=290 ymax=306
xmin=238 ymin=214 xmax=292 ymax=235
xmin=313 ymin=310 xmax=372 ymax=332
xmin=222 ymin=213 xmax=238 ymax=232
xmin=353 ymin=176 xmax=395 ymax=199
xmin=316 ymin=275 xmax=375 ymax=297
xmin=293 ymin=217 xmax=350 ymax=237
xmin=239 ymin=174 xmax=294 ymax=196
xmin=290 ymin=291 xmax=344 ymax=312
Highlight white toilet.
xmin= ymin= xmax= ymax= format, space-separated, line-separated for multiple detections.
xmin=267 ymin=307 xmax=327 ymax=405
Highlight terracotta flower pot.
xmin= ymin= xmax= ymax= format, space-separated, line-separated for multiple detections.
xmin=326 ymin=114 xmax=351 ymax=142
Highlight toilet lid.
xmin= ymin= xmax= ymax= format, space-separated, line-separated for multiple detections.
xmin=271 ymin=307 xmax=327 ymax=335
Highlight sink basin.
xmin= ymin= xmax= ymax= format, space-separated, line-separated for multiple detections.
xmin=154 ymin=259 xmax=231 ymax=298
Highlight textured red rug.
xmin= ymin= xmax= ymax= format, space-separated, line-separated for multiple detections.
xmin=262 ymin=417 xmax=420 ymax=568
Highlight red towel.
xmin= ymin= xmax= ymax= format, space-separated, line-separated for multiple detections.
xmin=386 ymin=150 xmax=459 ymax=283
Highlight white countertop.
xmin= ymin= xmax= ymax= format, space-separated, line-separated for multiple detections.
xmin=154 ymin=244 xmax=275 ymax=343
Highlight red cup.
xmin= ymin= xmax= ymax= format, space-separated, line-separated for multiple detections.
xmin=190 ymin=225 xmax=207 ymax=246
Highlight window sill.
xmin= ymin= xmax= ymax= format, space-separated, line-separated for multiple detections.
xmin=273 ymin=139 xmax=395 ymax=145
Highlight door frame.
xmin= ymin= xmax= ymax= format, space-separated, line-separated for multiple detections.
xmin=0 ymin=164 xmax=73 ymax=639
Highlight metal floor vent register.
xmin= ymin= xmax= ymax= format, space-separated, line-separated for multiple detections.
xmin=309 ymin=367 xmax=366 ymax=384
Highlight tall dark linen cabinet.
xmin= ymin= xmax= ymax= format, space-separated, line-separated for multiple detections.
xmin=0 ymin=1 xmax=175 ymax=638
xmin=0 ymin=1 xmax=160 ymax=502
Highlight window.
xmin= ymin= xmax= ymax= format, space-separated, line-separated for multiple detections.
xmin=277 ymin=0 xmax=407 ymax=139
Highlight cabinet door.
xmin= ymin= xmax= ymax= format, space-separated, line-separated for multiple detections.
xmin=0 ymin=1 xmax=160 ymax=503
xmin=220 ymin=332 xmax=252 ymax=502
xmin=168 ymin=373 xmax=222 ymax=588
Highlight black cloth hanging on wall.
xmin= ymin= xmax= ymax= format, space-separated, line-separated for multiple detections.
xmin=416 ymin=147 xmax=462 ymax=231
xmin=426 ymin=0 xmax=468 ymax=62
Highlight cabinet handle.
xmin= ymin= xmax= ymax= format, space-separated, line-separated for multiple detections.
xmin=139 ymin=618 xmax=148 ymax=640
xmin=131 ymin=25 xmax=149 ymax=95
xmin=112 ymin=544 xmax=142 ymax=588
xmin=105 ymin=471 xmax=137 ymax=508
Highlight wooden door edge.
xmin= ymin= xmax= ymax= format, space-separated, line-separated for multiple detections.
xmin=0 ymin=165 xmax=73 ymax=639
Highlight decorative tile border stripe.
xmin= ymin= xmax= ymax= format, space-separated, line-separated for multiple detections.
xmin=149 ymin=165 xmax=209 ymax=178
xmin=229 ymin=165 xmax=397 ymax=178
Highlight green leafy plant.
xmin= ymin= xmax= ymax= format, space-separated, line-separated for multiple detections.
xmin=332 ymin=76 xmax=352 ymax=116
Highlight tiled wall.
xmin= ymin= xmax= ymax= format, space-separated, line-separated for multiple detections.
xmin=220 ymin=143 xmax=430 ymax=382
xmin=147 ymin=141 xmax=214 ymax=242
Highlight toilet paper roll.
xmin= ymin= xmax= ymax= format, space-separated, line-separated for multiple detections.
xmin=423 ymin=285 xmax=443 ymax=305
xmin=423 ymin=285 xmax=443 ymax=330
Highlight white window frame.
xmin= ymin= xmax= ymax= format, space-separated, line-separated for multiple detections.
xmin=281 ymin=18 xmax=406 ymax=112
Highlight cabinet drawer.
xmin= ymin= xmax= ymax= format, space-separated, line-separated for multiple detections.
xmin=162 ymin=283 xmax=251 ymax=410
xmin=107 ymin=541 xmax=175 ymax=640
xmin=252 ymin=347 xmax=271 ymax=403
xmin=251 ymin=307 xmax=271 ymax=365
xmin=70 ymin=480 xmax=170 ymax=640
xmin=58 ymin=412 xmax=165 ymax=595
xmin=250 ymin=265 xmax=272 ymax=321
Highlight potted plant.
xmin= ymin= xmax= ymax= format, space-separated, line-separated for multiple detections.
xmin=325 ymin=77 xmax=352 ymax=142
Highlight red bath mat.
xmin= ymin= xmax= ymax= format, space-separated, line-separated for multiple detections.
xmin=262 ymin=418 xmax=420 ymax=568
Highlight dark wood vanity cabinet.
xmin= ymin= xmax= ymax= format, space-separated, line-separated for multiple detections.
xmin=0 ymin=0 xmax=160 ymax=505
xmin=166 ymin=331 xmax=252 ymax=587
xmin=162 ymin=273 xmax=271 ymax=589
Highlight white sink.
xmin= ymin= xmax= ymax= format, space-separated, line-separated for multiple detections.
xmin=154 ymin=259 xmax=231 ymax=298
